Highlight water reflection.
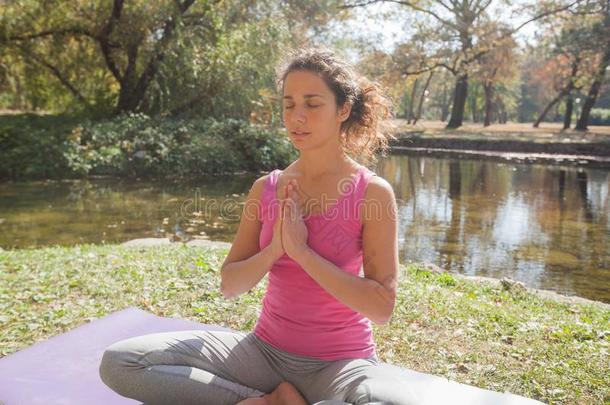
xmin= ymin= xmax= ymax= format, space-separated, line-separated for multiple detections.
xmin=0 ymin=176 xmax=254 ymax=249
xmin=0 ymin=155 xmax=608 ymax=303
xmin=379 ymin=154 xmax=609 ymax=303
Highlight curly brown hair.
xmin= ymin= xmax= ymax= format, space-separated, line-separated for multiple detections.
xmin=275 ymin=45 xmax=396 ymax=166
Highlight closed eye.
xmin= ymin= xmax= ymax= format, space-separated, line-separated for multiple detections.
xmin=284 ymin=105 xmax=322 ymax=109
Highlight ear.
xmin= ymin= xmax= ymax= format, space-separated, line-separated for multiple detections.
xmin=337 ymin=102 xmax=352 ymax=124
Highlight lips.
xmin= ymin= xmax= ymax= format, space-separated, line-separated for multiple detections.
xmin=291 ymin=130 xmax=311 ymax=137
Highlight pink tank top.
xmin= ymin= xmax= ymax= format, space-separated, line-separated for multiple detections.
xmin=253 ymin=165 xmax=378 ymax=361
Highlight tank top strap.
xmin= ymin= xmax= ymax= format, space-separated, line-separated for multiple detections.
xmin=353 ymin=166 xmax=377 ymax=201
xmin=260 ymin=169 xmax=282 ymax=221
xmin=264 ymin=169 xmax=282 ymax=199
xmin=351 ymin=166 xmax=377 ymax=225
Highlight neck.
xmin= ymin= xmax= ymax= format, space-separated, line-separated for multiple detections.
xmin=296 ymin=148 xmax=354 ymax=179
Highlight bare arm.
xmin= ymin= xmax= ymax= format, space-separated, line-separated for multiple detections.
xmin=220 ymin=175 xmax=283 ymax=299
xmin=292 ymin=177 xmax=399 ymax=324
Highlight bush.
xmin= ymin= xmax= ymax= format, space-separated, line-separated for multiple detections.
xmin=589 ymin=108 xmax=610 ymax=125
xmin=0 ymin=113 xmax=79 ymax=179
xmin=65 ymin=114 xmax=296 ymax=178
xmin=0 ymin=113 xmax=297 ymax=180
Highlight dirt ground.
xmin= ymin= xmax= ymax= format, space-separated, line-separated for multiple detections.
xmin=393 ymin=120 xmax=610 ymax=143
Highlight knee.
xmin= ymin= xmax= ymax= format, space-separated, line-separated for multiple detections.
xmin=98 ymin=347 xmax=122 ymax=390
xmin=349 ymin=378 xmax=416 ymax=405
xmin=98 ymin=343 xmax=138 ymax=393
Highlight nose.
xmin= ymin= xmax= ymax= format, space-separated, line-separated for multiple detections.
xmin=290 ymin=106 xmax=307 ymax=125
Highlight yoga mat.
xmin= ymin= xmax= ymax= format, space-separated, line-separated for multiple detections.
xmin=0 ymin=306 xmax=545 ymax=404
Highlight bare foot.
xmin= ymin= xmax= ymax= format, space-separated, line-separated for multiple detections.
xmin=236 ymin=381 xmax=308 ymax=405
xmin=272 ymin=381 xmax=309 ymax=405
xmin=235 ymin=395 xmax=268 ymax=405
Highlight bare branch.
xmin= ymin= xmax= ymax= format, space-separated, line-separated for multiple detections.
xmin=401 ymin=60 xmax=454 ymax=76
xmin=131 ymin=0 xmax=197 ymax=109
xmin=3 ymin=28 xmax=98 ymax=43
xmin=472 ymin=0 xmax=493 ymax=20
xmin=21 ymin=47 xmax=91 ymax=108
xmin=341 ymin=0 xmax=460 ymax=30
xmin=511 ymin=0 xmax=585 ymax=34
xmin=98 ymin=0 xmax=125 ymax=83
xmin=436 ymin=0 xmax=455 ymax=14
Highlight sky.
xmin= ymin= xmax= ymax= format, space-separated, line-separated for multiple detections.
xmin=333 ymin=1 xmax=542 ymax=61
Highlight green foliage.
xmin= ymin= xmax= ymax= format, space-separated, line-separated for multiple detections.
xmin=0 ymin=0 xmax=291 ymax=118
xmin=589 ymin=108 xmax=610 ymax=125
xmin=64 ymin=114 xmax=296 ymax=178
xmin=144 ymin=14 xmax=289 ymax=121
xmin=437 ymin=272 xmax=457 ymax=287
xmin=0 ymin=113 xmax=297 ymax=180
xmin=0 ymin=114 xmax=80 ymax=179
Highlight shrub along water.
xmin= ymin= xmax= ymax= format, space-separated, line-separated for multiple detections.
xmin=0 ymin=113 xmax=297 ymax=180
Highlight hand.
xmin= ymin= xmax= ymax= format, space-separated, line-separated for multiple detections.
xmin=281 ymin=179 xmax=309 ymax=261
xmin=268 ymin=203 xmax=285 ymax=261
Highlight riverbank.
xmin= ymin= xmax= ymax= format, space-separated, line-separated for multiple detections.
xmin=391 ymin=120 xmax=610 ymax=167
xmin=0 ymin=241 xmax=608 ymax=404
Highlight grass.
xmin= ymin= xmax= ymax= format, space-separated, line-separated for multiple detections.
xmin=0 ymin=243 xmax=608 ymax=404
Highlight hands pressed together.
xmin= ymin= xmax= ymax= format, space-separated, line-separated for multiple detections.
xmin=268 ymin=179 xmax=310 ymax=263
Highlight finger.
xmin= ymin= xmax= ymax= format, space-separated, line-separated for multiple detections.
xmin=291 ymin=181 xmax=306 ymax=214
xmin=292 ymin=182 xmax=300 ymax=202
xmin=293 ymin=180 xmax=307 ymax=200
xmin=285 ymin=193 xmax=292 ymax=220
xmin=286 ymin=194 xmax=297 ymax=223
xmin=279 ymin=198 xmax=285 ymax=248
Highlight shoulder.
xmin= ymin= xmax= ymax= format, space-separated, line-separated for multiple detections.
xmin=246 ymin=172 xmax=273 ymax=201
xmin=363 ymin=173 xmax=395 ymax=202
xmin=361 ymin=173 xmax=396 ymax=219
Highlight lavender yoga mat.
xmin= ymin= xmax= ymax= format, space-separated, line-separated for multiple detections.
xmin=0 ymin=306 xmax=233 ymax=405
xmin=0 ymin=306 xmax=545 ymax=405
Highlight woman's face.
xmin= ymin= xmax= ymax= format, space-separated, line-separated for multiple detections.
xmin=282 ymin=69 xmax=350 ymax=150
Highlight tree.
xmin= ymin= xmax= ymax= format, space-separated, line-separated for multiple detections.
xmin=2 ymin=1 xmax=213 ymax=114
xmin=341 ymin=0 xmax=587 ymax=128
xmin=530 ymin=1 xmax=605 ymax=129
xmin=575 ymin=0 xmax=610 ymax=130
xmin=475 ymin=22 xmax=518 ymax=126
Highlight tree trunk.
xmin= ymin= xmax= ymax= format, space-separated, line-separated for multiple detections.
xmin=471 ymin=94 xmax=477 ymax=123
xmin=534 ymin=90 xmax=566 ymax=128
xmin=563 ymin=96 xmax=573 ymax=129
xmin=413 ymin=71 xmax=434 ymax=125
xmin=440 ymin=104 xmax=450 ymax=121
xmin=439 ymin=81 xmax=450 ymax=121
xmin=407 ymin=77 xmax=419 ymax=124
xmin=576 ymin=46 xmax=610 ymax=130
xmin=483 ymin=83 xmax=493 ymax=127
xmin=447 ymin=73 xmax=468 ymax=128
xmin=563 ymin=55 xmax=581 ymax=130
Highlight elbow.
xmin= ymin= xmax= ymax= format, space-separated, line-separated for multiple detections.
xmin=219 ymin=270 xmax=234 ymax=300
xmin=221 ymin=286 xmax=236 ymax=300
xmin=372 ymin=314 xmax=392 ymax=325
xmin=220 ymin=285 xmax=231 ymax=299
xmin=220 ymin=279 xmax=236 ymax=300
xmin=372 ymin=303 xmax=395 ymax=325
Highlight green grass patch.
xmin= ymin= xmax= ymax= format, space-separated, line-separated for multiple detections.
xmin=0 ymin=244 xmax=608 ymax=404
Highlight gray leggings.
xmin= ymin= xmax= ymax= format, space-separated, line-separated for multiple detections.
xmin=99 ymin=329 xmax=417 ymax=405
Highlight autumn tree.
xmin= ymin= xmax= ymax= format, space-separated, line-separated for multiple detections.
xmin=341 ymin=0 xmax=586 ymax=128
xmin=575 ymin=0 xmax=610 ymax=130
xmin=474 ymin=21 xmax=518 ymax=126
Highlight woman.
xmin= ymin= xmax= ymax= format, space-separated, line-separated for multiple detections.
xmin=99 ymin=46 xmax=416 ymax=405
